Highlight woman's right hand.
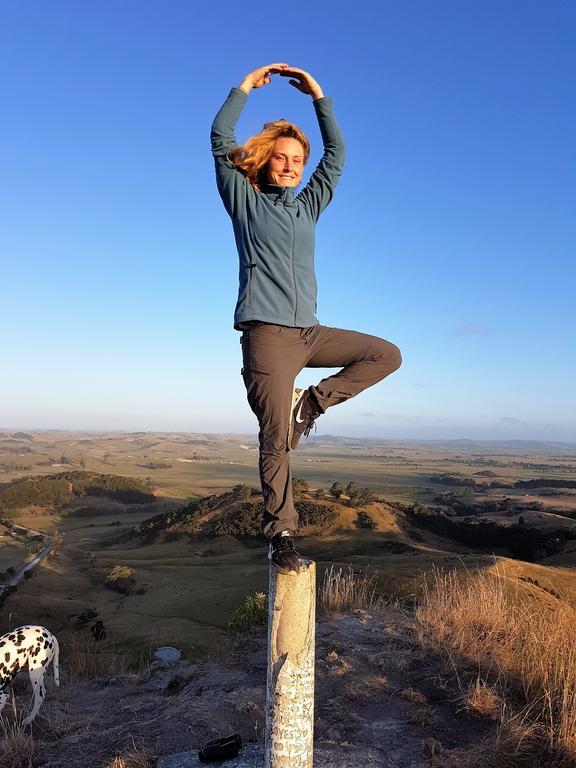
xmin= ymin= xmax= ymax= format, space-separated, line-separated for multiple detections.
xmin=239 ymin=63 xmax=289 ymax=93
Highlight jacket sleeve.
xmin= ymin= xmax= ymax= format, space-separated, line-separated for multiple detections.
xmin=297 ymin=96 xmax=346 ymax=222
xmin=210 ymin=87 xmax=253 ymax=218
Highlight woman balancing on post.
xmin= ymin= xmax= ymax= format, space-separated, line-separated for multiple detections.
xmin=210 ymin=64 xmax=402 ymax=575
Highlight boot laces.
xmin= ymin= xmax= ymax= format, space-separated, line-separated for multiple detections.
xmin=276 ymin=535 xmax=297 ymax=554
xmin=303 ymin=420 xmax=318 ymax=438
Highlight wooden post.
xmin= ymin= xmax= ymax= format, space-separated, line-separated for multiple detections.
xmin=264 ymin=559 xmax=316 ymax=768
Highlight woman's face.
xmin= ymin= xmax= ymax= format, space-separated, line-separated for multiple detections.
xmin=266 ymin=137 xmax=305 ymax=187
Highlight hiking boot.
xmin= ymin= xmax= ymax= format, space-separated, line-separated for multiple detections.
xmin=268 ymin=531 xmax=301 ymax=575
xmin=287 ymin=386 xmax=323 ymax=451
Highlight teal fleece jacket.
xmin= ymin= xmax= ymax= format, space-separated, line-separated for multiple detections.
xmin=210 ymin=87 xmax=346 ymax=330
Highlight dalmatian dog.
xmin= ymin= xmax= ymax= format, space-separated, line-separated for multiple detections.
xmin=0 ymin=625 xmax=60 ymax=726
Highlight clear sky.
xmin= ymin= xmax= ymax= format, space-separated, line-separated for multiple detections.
xmin=1 ymin=1 xmax=574 ymax=441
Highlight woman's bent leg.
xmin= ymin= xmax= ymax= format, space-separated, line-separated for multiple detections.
xmin=302 ymin=325 xmax=402 ymax=411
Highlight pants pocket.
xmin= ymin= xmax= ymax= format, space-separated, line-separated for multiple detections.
xmin=241 ymin=366 xmax=271 ymax=420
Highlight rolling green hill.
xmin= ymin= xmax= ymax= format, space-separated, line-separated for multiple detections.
xmin=0 ymin=470 xmax=156 ymax=510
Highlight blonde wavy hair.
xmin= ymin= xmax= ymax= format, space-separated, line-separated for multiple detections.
xmin=228 ymin=119 xmax=311 ymax=192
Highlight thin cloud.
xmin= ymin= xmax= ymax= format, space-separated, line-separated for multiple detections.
xmin=454 ymin=323 xmax=484 ymax=337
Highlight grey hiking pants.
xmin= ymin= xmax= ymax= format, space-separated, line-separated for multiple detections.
xmin=239 ymin=322 xmax=402 ymax=538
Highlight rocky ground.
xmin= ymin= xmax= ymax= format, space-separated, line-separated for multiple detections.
xmin=2 ymin=606 xmax=496 ymax=768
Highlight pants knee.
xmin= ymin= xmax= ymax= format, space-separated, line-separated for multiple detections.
xmin=259 ymin=434 xmax=289 ymax=456
xmin=375 ymin=341 xmax=402 ymax=373
xmin=389 ymin=343 xmax=402 ymax=372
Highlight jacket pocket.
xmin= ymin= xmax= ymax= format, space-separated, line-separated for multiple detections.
xmin=246 ymin=263 xmax=257 ymax=305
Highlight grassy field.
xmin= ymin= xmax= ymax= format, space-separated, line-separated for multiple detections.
xmin=2 ymin=429 xmax=576 ymax=655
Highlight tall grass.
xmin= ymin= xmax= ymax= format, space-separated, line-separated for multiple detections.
xmin=320 ymin=565 xmax=383 ymax=613
xmin=101 ymin=737 xmax=157 ymax=768
xmin=416 ymin=563 xmax=576 ymax=763
xmin=0 ymin=695 xmax=35 ymax=768
xmin=63 ymin=629 xmax=153 ymax=679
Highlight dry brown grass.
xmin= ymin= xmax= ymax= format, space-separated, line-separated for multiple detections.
xmin=320 ymin=564 xmax=384 ymax=613
xmin=417 ymin=562 xmax=576 ymax=764
xmin=0 ymin=694 xmax=36 ymax=768
xmin=463 ymin=677 xmax=503 ymax=719
xmin=432 ymin=714 xmax=548 ymax=768
xmin=101 ymin=736 xmax=158 ymax=768
xmin=63 ymin=629 xmax=152 ymax=680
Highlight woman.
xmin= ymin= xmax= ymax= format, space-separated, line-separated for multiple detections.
xmin=210 ymin=63 xmax=402 ymax=575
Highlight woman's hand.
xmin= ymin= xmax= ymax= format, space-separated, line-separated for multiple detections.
xmin=279 ymin=67 xmax=324 ymax=100
xmin=238 ymin=63 xmax=290 ymax=94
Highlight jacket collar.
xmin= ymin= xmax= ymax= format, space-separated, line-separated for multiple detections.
xmin=260 ymin=182 xmax=298 ymax=207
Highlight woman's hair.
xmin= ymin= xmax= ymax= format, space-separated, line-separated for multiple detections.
xmin=228 ymin=119 xmax=310 ymax=192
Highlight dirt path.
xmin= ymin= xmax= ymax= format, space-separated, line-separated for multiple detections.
xmin=12 ymin=607 xmax=493 ymax=768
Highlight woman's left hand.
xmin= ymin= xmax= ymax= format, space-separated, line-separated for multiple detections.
xmin=279 ymin=67 xmax=324 ymax=99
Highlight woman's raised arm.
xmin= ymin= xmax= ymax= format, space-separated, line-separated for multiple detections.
xmin=283 ymin=68 xmax=345 ymax=221
xmin=210 ymin=64 xmax=289 ymax=217
xmin=278 ymin=66 xmax=324 ymax=100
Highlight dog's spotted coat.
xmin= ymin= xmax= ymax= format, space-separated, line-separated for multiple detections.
xmin=0 ymin=625 xmax=60 ymax=725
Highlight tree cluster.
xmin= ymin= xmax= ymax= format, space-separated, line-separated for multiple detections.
xmin=0 ymin=471 xmax=156 ymax=509
xmin=327 ymin=481 xmax=377 ymax=506
xmin=402 ymin=502 xmax=575 ymax=562
xmin=431 ymin=473 xmax=576 ymax=492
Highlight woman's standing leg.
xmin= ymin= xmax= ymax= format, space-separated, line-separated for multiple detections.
xmin=240 ymin=325 xmax=307 ymax=537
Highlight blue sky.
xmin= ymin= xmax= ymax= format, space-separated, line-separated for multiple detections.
xmin=1 ymin=1 xmax=574 ymax=441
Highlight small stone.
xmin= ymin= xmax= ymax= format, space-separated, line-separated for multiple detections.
xmin=154 ymin=646 xmax=182 ymax=662
xmin=325 ymin=650 xmax=339 ymax=662
xmin=325 ymin=727 xmax=342 ymax=741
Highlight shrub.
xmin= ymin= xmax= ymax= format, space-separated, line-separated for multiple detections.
xmin=228 ymin=592 xmax=267 ymax=635
xmin=346 ymin=481 xmax=360 ymax=503
xmin=329 ymin=482 xmax=344 ymax=499
xmin=105 ymin=565 xmax=135 ymax=594
xmin=230 ymin=484 xmax=253 ymax=501
xmin=296 ymin=500 xmax=338 ymax=528
xmin=213 ymin=501 xmax=264 ymax=538
xmin=356 ymin=488 xmax=378 ymax=506
xmin=356 ymin=510 xmax=377 ymax=529
xmin=293 ymin=477 xmax=309 ymax=498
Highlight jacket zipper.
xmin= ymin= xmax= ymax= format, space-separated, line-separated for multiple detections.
xmin=288 ymin=209 xmax=297 ymax=324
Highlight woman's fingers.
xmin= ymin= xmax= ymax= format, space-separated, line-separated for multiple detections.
xmin=263 ymin=62 xmax=290 ymax=73
xmin=279 ymin=66 xmax=309 ymax=77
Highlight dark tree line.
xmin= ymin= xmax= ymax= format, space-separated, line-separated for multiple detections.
xmin=430 ymin=473 xmax=576 ymax=492
xmin=400 ymin=502 xmax=575 ymax=561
